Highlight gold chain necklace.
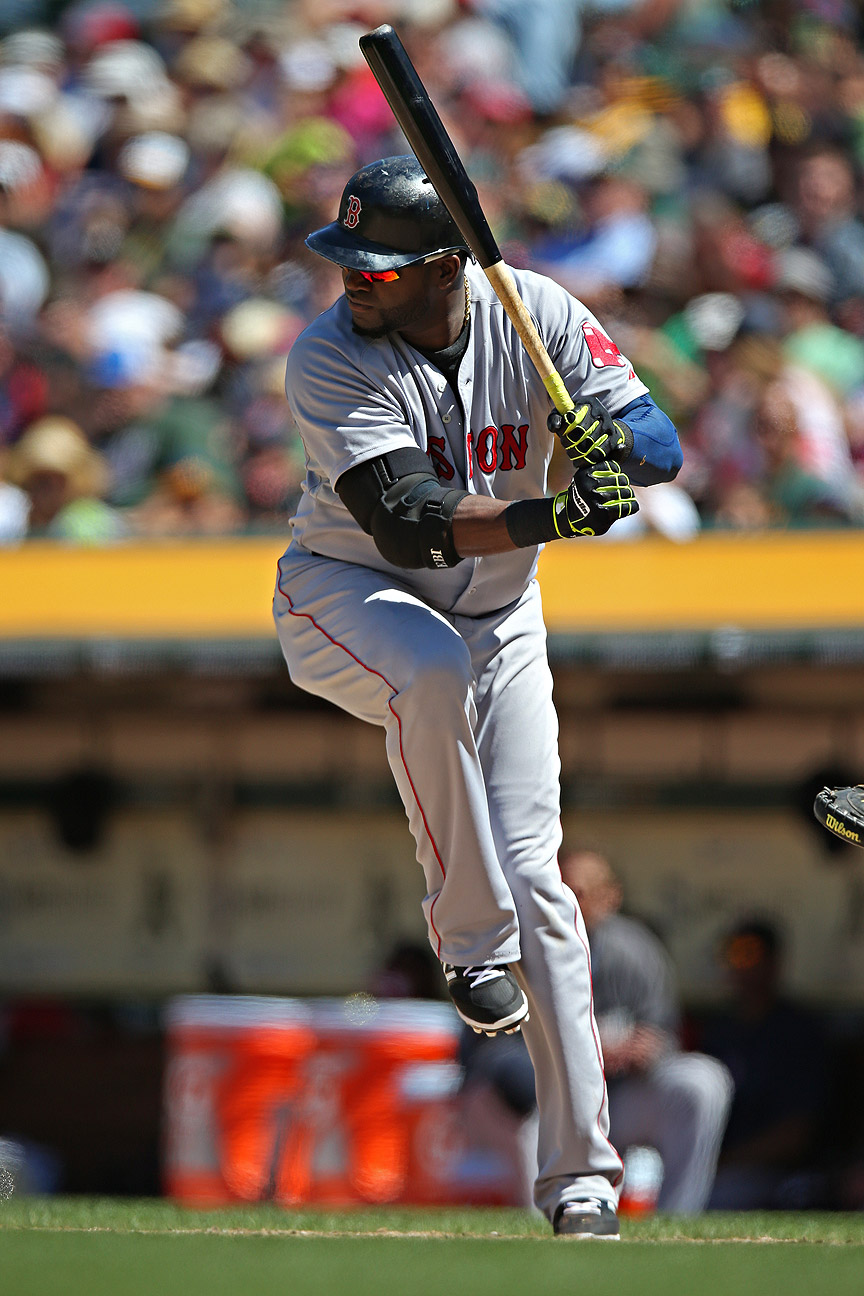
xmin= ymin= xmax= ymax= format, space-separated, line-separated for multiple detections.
xmin=464 ymin=277 xmax=471 ymax=328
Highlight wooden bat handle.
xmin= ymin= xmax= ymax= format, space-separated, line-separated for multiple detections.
xmin=483 ymin=263 xmax=575 ymax=415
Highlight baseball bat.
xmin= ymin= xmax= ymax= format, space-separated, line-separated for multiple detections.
xmin=359 ymin=24 xmax=576 ymax=417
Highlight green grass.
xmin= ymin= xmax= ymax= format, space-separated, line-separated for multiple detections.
xmin=2 ymin=1199 xmax=864 ymax=1296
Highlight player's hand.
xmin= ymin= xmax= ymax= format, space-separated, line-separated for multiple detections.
xmin=552 ymin=460 xmax=638 ymax=538
xmin=548 ymin=398 xmax=632 ymax=468
xmin=599 ymin=1025 xmax=667 ymax=1076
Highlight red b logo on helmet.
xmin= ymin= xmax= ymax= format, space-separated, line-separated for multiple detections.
xmin=343 ymin=195 xmax=362 ymax=229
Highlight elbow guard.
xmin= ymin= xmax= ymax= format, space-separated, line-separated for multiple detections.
xmin=335 ymin=448 xmax=468 ymax=569
xmin=616 ymin=395 xmax=682 ymax=485
xmin=372 ymin=474 xmax=468 ymax=569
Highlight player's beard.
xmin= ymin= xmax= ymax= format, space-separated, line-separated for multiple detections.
xmin=349 ymin=290 xmax=435 ymax=339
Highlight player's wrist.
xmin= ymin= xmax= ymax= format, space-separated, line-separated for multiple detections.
xmin=504 ymin=497 xmax=559 ymax=548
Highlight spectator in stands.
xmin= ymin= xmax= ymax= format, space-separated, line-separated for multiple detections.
xmin=1 ymin=0 xmax=864 ymax=537
xmin=533 ymin=172 xmax=658 ymax=311
xmin=3 ymin=414 xmax=127 ymax=542
xmin=776 ymin=247 xmax=864 ymax=401
xmin=752 ymin=380 xmax=854 ymax=527
xmin=677 ymin=304 xmax=863 ymax=526
xmin=466 ymin=0 xmax=585 ymax=119
xmin=702 ymin=918 xmax=830 ymax=1210
xmin=784 ymin=145 xmax=864 ymax=305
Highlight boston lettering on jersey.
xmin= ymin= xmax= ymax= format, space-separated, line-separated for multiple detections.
xmin=427 ymin=435 xmax=454 ymax=480
xmin=428 ymin=423 xmax=529 ymax=481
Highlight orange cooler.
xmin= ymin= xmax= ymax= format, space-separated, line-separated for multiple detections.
xmin=162 ymin=995 xmax=464 ymax=1206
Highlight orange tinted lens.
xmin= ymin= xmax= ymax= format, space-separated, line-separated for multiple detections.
xmin=359 ymin=269 xmax=400 ymax=282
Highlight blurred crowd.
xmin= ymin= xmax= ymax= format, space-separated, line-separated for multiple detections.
xmin=1 ymin=0 xmax=864 ymax=543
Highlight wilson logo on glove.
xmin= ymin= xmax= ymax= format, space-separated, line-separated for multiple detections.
xmin=814 ymin=785 xmax=864 ymax=847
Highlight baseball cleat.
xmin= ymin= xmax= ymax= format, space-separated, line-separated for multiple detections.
xmin=553 ymin=1199 xmax=620 ymax=1239
xmin=442 ymin=963 xmax=528 ymax=1034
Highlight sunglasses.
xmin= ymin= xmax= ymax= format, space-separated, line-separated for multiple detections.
xmin=342 ymin=251 xmax=455 ymax=284
xmin=353 ymin=268 xmax=401 ymax=283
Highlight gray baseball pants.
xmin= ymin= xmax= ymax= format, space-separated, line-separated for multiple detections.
xmin=274 ymin=544 xmax=623 ymax=1218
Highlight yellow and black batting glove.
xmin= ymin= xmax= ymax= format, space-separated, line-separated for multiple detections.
xmin=552 ymin=460 xmax=638 ymax=538
xmin=548 ymin=397 xmax=633 ymax=469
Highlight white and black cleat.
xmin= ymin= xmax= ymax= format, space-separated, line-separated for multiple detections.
xmin=443 ymin=963 xmax=529 ymax=1035
xmin=553 ymin=1199 xmax=620 ymax=1239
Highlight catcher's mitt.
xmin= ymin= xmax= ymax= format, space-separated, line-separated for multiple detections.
xmin=813 ymin=785 xmax=864 ymax=848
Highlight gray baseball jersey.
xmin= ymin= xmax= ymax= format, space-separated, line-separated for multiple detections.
xmin=274 ymin=262 xmax=648 ymax=1219
xmin=284 ymin=260 xmax=647 ymax=613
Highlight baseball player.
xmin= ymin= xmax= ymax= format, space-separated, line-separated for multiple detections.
xmin=273 ymin=156 xmax=682 ymax=1236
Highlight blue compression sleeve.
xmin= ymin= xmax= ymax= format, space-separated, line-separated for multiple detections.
xmin=616 ymin=394 xmax=682 ymax=486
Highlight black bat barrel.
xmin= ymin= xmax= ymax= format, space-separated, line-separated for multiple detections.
xmin=359 ymin=25 xmax=502 ymax=269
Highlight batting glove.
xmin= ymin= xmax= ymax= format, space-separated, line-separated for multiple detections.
xmin=552 ymin=460 xmax=638 ymax=538
xmin=548 ymin=397 xmax=633 ymax=468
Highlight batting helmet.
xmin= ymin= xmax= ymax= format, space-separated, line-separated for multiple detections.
xmin=305 ymin=155 xmax=468 ymax=272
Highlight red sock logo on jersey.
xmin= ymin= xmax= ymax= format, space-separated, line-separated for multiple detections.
xmin=582 ymin=323 xmax=625 ymax=368
xmin=343 ymin=196 xmax=362 ymax=229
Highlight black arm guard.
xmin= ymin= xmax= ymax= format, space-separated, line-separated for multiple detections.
xmin=373 ymin=474 xmax=467 ymax=568
xmin=336 ymin=448 xmax=468 ymax=570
